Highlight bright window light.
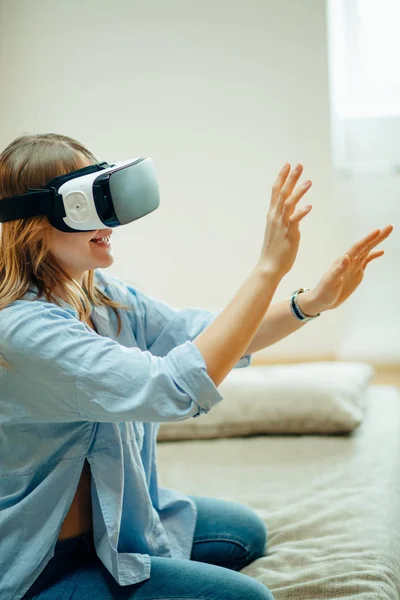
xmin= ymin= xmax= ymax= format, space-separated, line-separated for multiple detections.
xmin=328 ymin=0 xmax=400 ymax=118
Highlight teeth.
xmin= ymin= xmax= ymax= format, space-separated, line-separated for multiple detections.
xmin=92 ymin=236 xmax=110 ymax=243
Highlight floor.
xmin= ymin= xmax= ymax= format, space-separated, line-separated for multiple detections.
xmin=370 ymin=366 xmax=400 ymax=387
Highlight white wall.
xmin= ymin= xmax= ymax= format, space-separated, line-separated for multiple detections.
xmin=0 ymin=0 xmax=345 ymax=361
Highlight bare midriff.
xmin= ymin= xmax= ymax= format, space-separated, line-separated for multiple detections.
xmin=57 ymin=459 xmax=93 ymax=540
xmin=57 ymin=318 xmax=96 ymax=541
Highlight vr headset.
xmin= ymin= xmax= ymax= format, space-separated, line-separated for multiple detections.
xmin=0 ymin=158 xmax=160 ymax=232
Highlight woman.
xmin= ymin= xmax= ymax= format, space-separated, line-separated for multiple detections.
xmin=0 ymin=133 xmax=392 ymax=600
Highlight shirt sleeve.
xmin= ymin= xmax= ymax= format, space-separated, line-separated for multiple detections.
xmin=3 ymin=302 xmax=223 ymax=424
xmin=102 ymin=273 xmax=252 ymax=368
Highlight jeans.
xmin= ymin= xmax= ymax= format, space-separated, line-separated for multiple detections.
xmin=22 ymin=495 xmax=274 ymax=600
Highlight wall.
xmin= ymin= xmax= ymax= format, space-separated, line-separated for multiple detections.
xmin=0 ymin=0 xmax=344 ymax=360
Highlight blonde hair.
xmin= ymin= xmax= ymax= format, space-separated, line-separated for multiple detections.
xmin=0 ymin=133 xmax=130 ymax=369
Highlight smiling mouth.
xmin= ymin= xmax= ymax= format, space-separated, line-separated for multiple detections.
xmin=90 ymin=235 xmax=111 ymax=245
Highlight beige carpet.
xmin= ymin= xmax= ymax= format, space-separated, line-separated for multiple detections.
xmin=157 ymin=385 xmax=400 ymax=600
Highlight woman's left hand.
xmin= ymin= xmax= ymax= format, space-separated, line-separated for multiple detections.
xmin=304 ymin=224 xmax=394 ymax=313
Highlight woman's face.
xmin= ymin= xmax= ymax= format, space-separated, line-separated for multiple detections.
xmin=48 ymin=226 xmax=114 ymax=282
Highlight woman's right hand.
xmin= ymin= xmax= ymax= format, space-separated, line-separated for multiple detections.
xmin=256 ymin=163 xmax=313 ymax=277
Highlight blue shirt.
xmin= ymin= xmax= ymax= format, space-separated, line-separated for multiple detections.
xmin=0 ymin=268 xmax=251 ymax=600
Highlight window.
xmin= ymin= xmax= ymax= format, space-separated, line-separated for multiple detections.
xmin=327 ymin=0 xmax=400 ymax=172
xmin=328 ymin=0 xmax=400 ymax=118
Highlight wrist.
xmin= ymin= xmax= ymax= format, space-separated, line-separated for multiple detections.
xmin=296 ymin=289 xmax=326 ymax=316
xmin=253 ymin=262 xmax=285 ymax=284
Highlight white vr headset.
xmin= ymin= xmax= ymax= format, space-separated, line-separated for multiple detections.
xmin=0 ymin=158 xmax=160 ymax=232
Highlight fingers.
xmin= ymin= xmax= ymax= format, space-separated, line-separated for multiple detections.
xmin=288 ymin=203 xmax=313 ymax=225
xmin=270 ymin=163 xmax=291 ymax=206
xmin=278 ymin=163 xmax=305 ymax=207
xmin=347 ymin=224 xmax=393 ymax=259
xmin=284 ymin=180 xmax=312 ymax=222
xmin=270 ymin=162 xmax=313 ymax=228
xmin=357 ymin=224 xmax=393 ymax=261
xmin=334 ymin=247 xmax=384 ymax=274
xmin=270 ymin=163 xmax=312 ymax=214
xmin=347 ymin=229 xmax=381 ymax=258
xmin=362 ymin=250 xmax=384 ymax=268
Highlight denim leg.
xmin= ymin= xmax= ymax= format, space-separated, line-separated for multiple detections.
xmin=189 ymin=495 xmax=268 ymax=571
xmin=22 ymin=501 xmax=273 ymax=600
xmin=24 ymin=555 xmax=274 ymax=600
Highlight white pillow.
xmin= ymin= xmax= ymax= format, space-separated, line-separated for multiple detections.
xmin=157 ymin=362 xmax=375 ymax=440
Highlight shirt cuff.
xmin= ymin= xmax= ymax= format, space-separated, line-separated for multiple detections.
xmin=165 ymin=340 xmax=224 ymax=418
